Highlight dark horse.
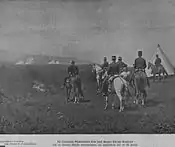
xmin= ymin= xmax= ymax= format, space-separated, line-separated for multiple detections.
xmin=62 ymin=75 xmax=82 ymax=104
xmin=133 ymin=69 xmax=148 ymax=106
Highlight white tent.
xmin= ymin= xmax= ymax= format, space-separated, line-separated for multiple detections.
xmin=146 ymin=45 xmax=174 ymax=77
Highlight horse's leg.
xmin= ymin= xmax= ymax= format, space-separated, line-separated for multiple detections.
xmin=67 ymin=88 xmax=70 ymax=102
xmin=104 ymin=96 xmax=108 ymax=110
xmin=73 ymin=86 xmax=77 ymax=104
xmin=154 ymin=74 xmax=156 ymax=82
xmin=75 ymin=87 xmax=79 ymax=104
xmin=134 ymin=79 xmax=139 ymax=105
xmin=158 ymin=72 xmax=161 ymax=81
xmin=77 ymin=85 xmax=81 ymax=103
xmin=116 ymin=91 xmax=124 ymax=112
xmin=141 ymin=89 xmax=147 ymax=106
xmin=162 ymin=71 xmax=165 ymax=81
xmin=65 ymin=87 xmax=68 ymax=104
xmin=96 ymin=79 xmax=100 ymax=93
xmin=111 ymin=94 xmax=116 ymax=110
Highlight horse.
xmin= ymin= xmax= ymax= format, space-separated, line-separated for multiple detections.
xmin=133 ymin=69 xmax=148 ymax=106
xmin=62 ymin=77 xmax=73 ymax=103
xmin=120 ymin=66 xmax=136 ymax=87
xmin=148 ymin=62 xmax=168 ymax=82
xmin=103 ymin=73 xmax=136 ymax=112
xmin=91 ymin=63 xmax=104 ymax=93
xmin=62 ymin=75 xmax=81 ymax=104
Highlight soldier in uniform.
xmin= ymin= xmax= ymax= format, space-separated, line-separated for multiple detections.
xmin=154 ymin=54 xmax=162 ymax=68
xmin=101 ymin=56 xmax=119 ymax=95
xmin=116 ymin=56 xmax=128 ymax=73
xmin=64 ymin=60 xmax=84 ymax=98
xmin=134 ymin=51 xmax=150 ymax=87
xmin=107 ymin=56 xmax=120 ymax=75
xmin=101 ymin=56 xmax=109 ymax=70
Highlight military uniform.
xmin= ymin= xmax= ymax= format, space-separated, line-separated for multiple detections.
xmin=107 ymin=62 xmax=120 ymax=75
xmin=154 ymin=57 xmax=161 ymax=67
xmin=102 ymin=61 xmax=109 ymax=70
xmin=64 ymin=61 xmax=84 ymax=97
xmin=134 ymin=57 xmax=147 ymax=70
xmin=101 ymin=56 xmax=119 ymax=95
xmin=67 ymin=64 xmax=79 ymax=76
xmin=117 ymin=61 xmax=127 ymax=73
xmin=134 ymin=51 xmax=150 ymax=87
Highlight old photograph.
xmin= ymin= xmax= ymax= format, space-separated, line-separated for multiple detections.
xmin=0 ymin=0 xmax=174 ymax=134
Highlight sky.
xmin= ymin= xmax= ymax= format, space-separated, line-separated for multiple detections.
xmin=0 ymin=0 xmax=175 ymax=64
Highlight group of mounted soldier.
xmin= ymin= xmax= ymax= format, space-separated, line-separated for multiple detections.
xmin=62 ymin=44 xmax=164 ymax=103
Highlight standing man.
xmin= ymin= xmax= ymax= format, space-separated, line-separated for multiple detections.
xmin=134 ymin=51 xmax=150 ymax=87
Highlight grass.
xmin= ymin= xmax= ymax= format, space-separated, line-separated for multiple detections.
xmin=0 ymin=64 xmax=174 ymax=133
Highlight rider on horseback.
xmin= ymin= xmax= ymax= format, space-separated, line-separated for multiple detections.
xmin=134 ymin=50 xmax=150 ymax=87
xmin=101 ymin=56 xmax=109 ymax=78
xmin=101 ymin=55 xmax=120 ymax=96
xmin=101 ymin=56 xmax=109 ymax=70
xmin=64 ymin=60 xmax=84 ymax=98
xmin=154 ymin=54 xmax=162 ymax=68
xmin=116 ymin=56 xmax=127 ymax=73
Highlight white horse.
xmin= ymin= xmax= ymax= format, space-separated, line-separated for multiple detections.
xmin=91 ymin=63 xmax=104 ymax=92
xmin=104 ymin=73 xmax=136 ymax=112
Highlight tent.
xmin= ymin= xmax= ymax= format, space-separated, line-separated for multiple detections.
xmin=146 ymin=45 xmax=175 ymax=77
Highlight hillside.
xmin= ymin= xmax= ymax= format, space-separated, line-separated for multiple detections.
xmin=15 ymin=54 xmax=92 ymax=65
xmin=0 ymin=64 xmax=174 ymax=133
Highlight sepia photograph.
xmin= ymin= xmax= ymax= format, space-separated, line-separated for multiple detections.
xmin=0 ymin=0 xmax=174 ymax=135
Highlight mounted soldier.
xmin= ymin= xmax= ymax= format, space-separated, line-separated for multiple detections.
xmin=64 ymin=60 xmax=84 ymax=99
xmin=155 ymin=54 xmax=162 ymax=68
xmin=101 ymin=55 xmax=120 ymax=96
xmin=134 ymin=51 xmax=150 ymax=88
xmin=101 ymin=56 xmax=109 ymax=79
xmin=101 ymin=56 xmax=109 ymax=71
xmin=116 ymin=56 xmax=128 ymax=73
xmin=154 ymin=45 xmax=163 ymax=73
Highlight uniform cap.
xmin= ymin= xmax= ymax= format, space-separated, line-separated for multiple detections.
xmin=70 ymin=60 xmax=75 ymax=64
xmin=118 ymin=56 xmax=122 ymax=60
xmin=112 ymin=56 xmax=116 ymax=60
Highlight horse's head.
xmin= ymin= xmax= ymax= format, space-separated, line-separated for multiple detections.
xmin=148 ymin=61 xmax=152 ymax=69
xmin=64 ymin=77 xmax=72 ymax=89
xmin=91 ymin=64 xmax=97 ymax=73
xmin=102 ymin=70 xmax=108 ymax=80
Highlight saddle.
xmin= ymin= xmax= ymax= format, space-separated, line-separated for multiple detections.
xmin=108 ymin=74 xmax=120 ymax=83
xmin=107 ymin=74 xmax=129 ymax=94
xmin=135 ymin=68 xmax=145 ymax=73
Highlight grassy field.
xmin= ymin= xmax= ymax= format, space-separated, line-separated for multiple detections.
xmin=0 ymin=64 xmax=174 ymax=134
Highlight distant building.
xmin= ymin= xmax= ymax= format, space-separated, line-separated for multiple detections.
xmin=48 ymin=60 xmax=59 ymax=64
xmin=25 ymin=57 xmax=34 ymax=64
xmin=15 ymin=60 xmax=25 ymax=65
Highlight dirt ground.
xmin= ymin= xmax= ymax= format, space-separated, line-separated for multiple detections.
xmin=0 ymin=64 xmax=174 ymax=134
